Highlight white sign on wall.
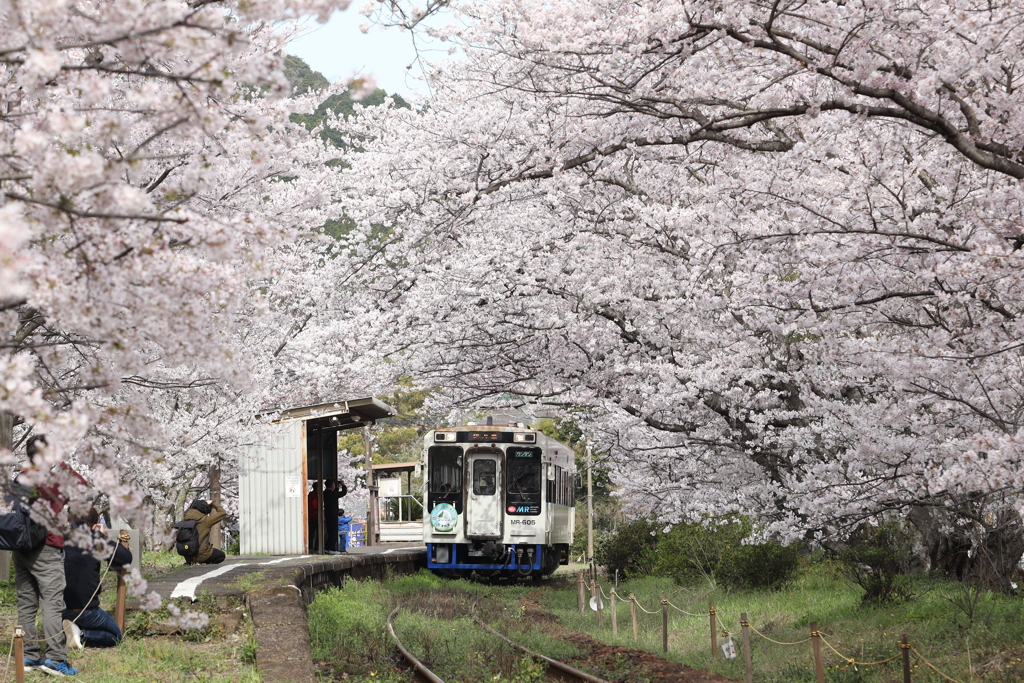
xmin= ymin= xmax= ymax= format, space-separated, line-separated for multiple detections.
xmin=285 ymin=476 xmax=301 ymax=498
xmin=378 ymin=478 xmax=402 ymax=497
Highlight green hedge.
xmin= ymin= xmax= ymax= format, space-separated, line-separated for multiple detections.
xmin=597 ymin=517 xmax=802 ymax=590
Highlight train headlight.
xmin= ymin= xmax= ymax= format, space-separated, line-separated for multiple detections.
xmin=513 ymin=433 xmax=536 ymax=443
xmin=434 ymin=432 xmax=457 ymax=442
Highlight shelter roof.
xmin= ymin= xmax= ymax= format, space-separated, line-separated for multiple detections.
xmin=371 ymin=461 xmax=419 ymax=473
xmin=266 ymin=396 xmax=396 ymax=429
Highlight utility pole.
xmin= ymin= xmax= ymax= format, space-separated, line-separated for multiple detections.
xmin=586 ymin=442 xmax=594 ymax=566
xmin=363 ymin=424 xmax=378 ymax=546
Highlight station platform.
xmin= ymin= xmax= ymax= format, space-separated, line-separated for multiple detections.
xmin=137 ymin=543 xmax=426 ymax=683
xmin=145 ymin=543 xmax=426 ymax=604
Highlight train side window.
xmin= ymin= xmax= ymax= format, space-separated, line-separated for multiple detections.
xmin=428 ymin=446 xmax=463 ymax=495
xmin=473 ymin=458 xmax=497 ymax=495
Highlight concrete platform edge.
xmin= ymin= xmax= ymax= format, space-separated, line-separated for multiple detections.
xmin=247 ymin=549 xmax=426 ymax=683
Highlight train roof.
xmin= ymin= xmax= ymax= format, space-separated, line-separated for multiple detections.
xmin=432 ymin=424 xmax=533 ymax=431
xmin=425 ymin=424 xmax=576 ymax=467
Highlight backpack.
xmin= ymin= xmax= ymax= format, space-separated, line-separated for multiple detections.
xmin=0 ymin=483 xmax=48 ymax=551
xmin=171 ymin=519 xmax=200 ymax=558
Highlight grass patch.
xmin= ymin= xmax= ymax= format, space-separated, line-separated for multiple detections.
xmin=542 ymin=562 xmax=1024 ymax=682
xmin=0 ymin=547 xmax=253 ymax=681
xmin=232 ymin=570 xmax=266 ymax=593
xmin=309 ymin=570 xmax=591 ymax=682
xmin=142 ymin=549 xmax=186 ymax=579
xmin=66 ymin=633 xmax=261 ymax=682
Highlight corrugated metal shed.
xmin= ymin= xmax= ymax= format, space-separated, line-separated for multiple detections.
xmin=239 ymin=397 xmax=395 ymax=555
xmin=239 ymin=420 xmax=305 ymax=555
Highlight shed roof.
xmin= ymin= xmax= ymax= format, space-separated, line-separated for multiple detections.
xmin=267 ymin=396 xmax=396 ymax=429
xmin=372 ymin=461 xmax=419 ymax=473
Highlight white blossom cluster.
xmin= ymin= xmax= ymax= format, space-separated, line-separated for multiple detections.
xmin=0 ymin=0 xmax=373 ymax=532
xmin=333 ymin=0 xmax=1024 ymax=554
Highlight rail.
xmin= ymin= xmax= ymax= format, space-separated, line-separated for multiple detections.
xmin=470 ymin=597 xmax=611 ymax=683
xmin=387 ymin=605 xmax=446 ymax=683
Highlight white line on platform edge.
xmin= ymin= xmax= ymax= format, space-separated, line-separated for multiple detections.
xmin=169 ymin=563 xmax=251 ymax=601
xmin=259 ymin=555 xmax=312 ymax=565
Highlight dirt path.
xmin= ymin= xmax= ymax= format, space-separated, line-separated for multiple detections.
xmin=519 ymin=597 xmax=738 ymax=683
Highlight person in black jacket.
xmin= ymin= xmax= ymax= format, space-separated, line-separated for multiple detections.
xmin=61 ymin=510 xmax=132 ymax=649
xmin=323 ymin=479 xmax=348 ymax=554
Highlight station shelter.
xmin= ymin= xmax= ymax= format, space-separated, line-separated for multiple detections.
xmin=239 ymin=397 xmax=395 ymax=555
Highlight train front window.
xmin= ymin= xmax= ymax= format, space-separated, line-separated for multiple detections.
xmin=428 ymin=446 xmax=463 ymax=495
xmin=506 ymin=447 xmax=542 ymax=512
xmin=473 ymin=459 xmax=497 ymax=495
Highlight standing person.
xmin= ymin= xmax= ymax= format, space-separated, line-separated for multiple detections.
xmin=323 ymin=480 xmax=348 ymax=554
xmin=15 ymin=434 xmax=86 ymax=677
xmin=61 ymin=509 xmax=131 ymax=649
xmin=181 ymin=499 xmax=227 ymax=565
xmin=307 ymin=482 xmax=321 ymax=552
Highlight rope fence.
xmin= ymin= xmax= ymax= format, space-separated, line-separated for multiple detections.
xmin=574 ymin=572 xmax=965 ymax=683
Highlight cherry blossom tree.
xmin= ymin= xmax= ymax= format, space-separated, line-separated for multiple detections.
xmin=0 ymin=0 xmax=361 ymax=530
xmin=339 ymin=0 xmax=1024 ymax=586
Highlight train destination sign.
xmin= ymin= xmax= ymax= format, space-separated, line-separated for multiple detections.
xmin=466 ymin=432 xmax=502 ymax=442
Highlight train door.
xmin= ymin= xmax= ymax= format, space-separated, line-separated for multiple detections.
xmin=465 ymin=450 xmax=503 ymax=538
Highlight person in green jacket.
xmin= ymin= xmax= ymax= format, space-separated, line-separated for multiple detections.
xmin=182 ymin=500 xmax=227 ymax=565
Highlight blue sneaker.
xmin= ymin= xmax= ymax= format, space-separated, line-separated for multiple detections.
xmin=23 ymin=658 xmax=45 ymax=671
xmin=40 ymin=659 xmax=78 ymax=676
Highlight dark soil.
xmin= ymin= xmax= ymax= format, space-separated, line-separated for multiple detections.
xmin=518 ymin=596 xmax=737 ymax=683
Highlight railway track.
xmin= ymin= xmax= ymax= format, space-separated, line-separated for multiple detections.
xmin=386 ymin=599 xmax=611 ymax=683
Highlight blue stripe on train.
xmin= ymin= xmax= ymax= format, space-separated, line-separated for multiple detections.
xmin=427 ymin=543 xmax=543 ymax=570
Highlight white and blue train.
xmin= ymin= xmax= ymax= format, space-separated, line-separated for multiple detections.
xmin=423 ymin=421 xmax=576 ymax=578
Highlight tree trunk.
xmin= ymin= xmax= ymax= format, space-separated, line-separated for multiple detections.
xmin=0 ymin=412 xmax=12 ymax=453
xmin=908 ymin=504 xmax=1024 ymax=594
xmin=210 ymin=461 xmax=222 ymax=549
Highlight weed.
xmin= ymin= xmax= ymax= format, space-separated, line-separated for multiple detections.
xmin=945 ymin=578 xmax=989 ymax=624
xmin=0 ymin=579 xmax=16 ymax=608
xmin=232 ymin=570 xmax=266 ymax=593
xmin=238 ymin=634 xmax=258 ymax=665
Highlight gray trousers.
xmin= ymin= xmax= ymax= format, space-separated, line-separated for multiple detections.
xmin=14 ymin=544 xmax=67 ymax=662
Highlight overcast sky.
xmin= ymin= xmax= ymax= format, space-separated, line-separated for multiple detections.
xmin=286 ymin=10 xmax=449 ymax=99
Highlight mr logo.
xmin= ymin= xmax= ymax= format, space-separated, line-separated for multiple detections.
xmin=507 ymin=506 xmax=516 ymax=513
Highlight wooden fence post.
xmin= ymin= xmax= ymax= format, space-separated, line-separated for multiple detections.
xmin=578 ymin=572 xmax=586 ymax=614
xmin=740 ymin=612 xmax=753 ymax=683
xmin=593 ymin=580 xmax=604 ymax=628
xmin=630 ymin=593 xmax=638 ymax=642
xmin=14 ymin=625 xmax=25 ymax=683
xmin=610 ymin=587 xmax=618 ymax=637
xmin=115 ymin=567 xmax=127 ymax=631
xmin=710 ymin=602 xmax=718 ymax=660
xmin=901 ymin=634 xmax=912 ymax=683
xmin=811 ymin=622 xmax=825 ymax=683
xmin=661 ymin=596 xmax=669 ymax=653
